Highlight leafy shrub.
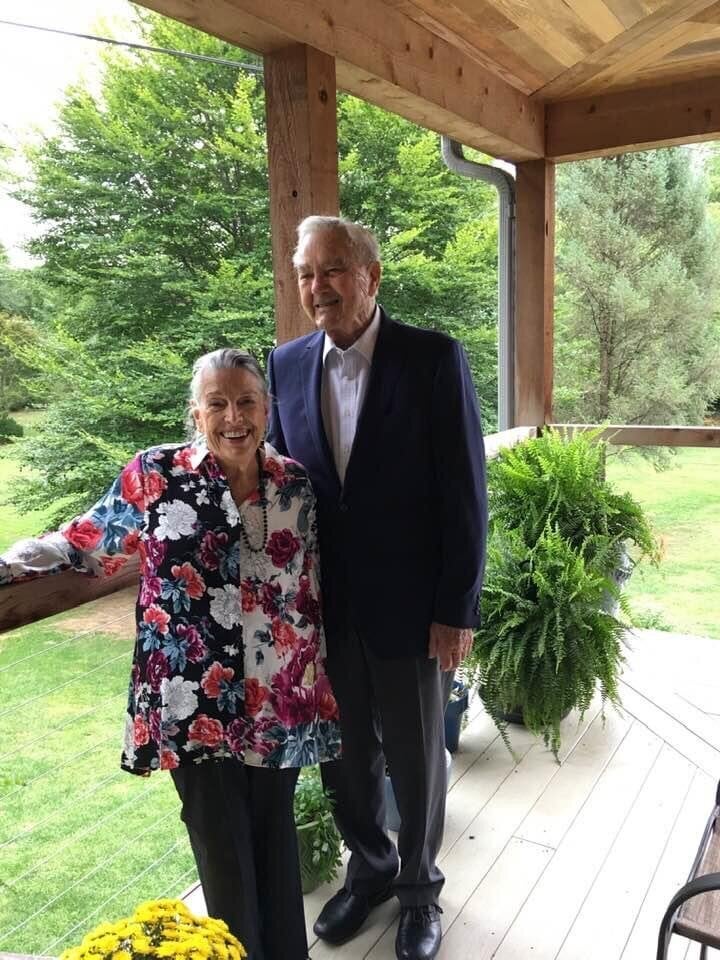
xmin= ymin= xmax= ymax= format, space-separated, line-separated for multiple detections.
xmin=0 ymin=411 xmax=23 ymax=443
xmin=294 ymin=766 xmax=343 ymax=891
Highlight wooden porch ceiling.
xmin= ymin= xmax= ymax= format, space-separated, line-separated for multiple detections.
xmin=137 ymin=0 xmax=720 ymax=161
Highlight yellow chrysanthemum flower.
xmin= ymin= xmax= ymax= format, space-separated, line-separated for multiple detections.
xmin=58 ymin=899 xmax=246 ymax=960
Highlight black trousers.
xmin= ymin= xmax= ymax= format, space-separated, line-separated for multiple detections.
xmin=321 ymin=623 xmax=449 ymax=907
xmin=171 ymin=760 xmax=306 ymax=960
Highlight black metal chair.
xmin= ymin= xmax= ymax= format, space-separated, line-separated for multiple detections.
xmin=657 ymin=780 xmax=720 ymax=959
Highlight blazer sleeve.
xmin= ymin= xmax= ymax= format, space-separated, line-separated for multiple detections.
xmin=430 ymin=339 xmax=488 ymax=628
xmin=267 ymin=347 xmax=289 ymax=457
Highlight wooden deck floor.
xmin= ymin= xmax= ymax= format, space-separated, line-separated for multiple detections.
xmin=186 ymin=628 xmax=720 ymax=960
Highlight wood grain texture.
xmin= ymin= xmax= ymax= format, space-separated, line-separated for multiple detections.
xmin=514 ymin=160 xmax=555 ymax=428
xmin=136 ymin=0 xmax=544 ymax=160
xmin=549 ymin=423 xmax=720 ymax=446
xmin=547 ymin=73 xmax=720 ymax=159
xmin=0 ymin=556 xmax=140 ymax=634
xmin=264 ymin=45 xmax=338 ymax=343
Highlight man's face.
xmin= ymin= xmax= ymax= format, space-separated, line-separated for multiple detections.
xmin=295 ymin=229 xmax=381 ymax=349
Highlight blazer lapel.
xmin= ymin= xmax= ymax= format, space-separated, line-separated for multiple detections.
xmin=343 ymin=311 xmax=401 ymax=493
xmin=300 ymin=333 xmax=341 ymax=493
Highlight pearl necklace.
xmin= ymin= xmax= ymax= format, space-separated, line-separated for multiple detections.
xmin=240 ymin=449 xmax=268 ymax=553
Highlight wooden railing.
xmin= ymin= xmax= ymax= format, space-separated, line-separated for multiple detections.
xmin=5 ymin=419 xmax=718 ymax=634
xmin=549 ymin=423 xmax=720 ymax=447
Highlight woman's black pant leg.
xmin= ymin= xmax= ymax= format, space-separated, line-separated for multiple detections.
xmin=170 ymin=761 xmax=307 ymax=960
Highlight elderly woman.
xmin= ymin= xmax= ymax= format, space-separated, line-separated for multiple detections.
xmin=0 ymin=348 xmax=340 ymax=960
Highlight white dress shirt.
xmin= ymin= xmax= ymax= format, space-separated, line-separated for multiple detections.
xmin=321 ymin=306 xmax=380 ymax=485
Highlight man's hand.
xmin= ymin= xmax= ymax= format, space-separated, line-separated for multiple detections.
xmin=428 ymin=622 xmax=473 ymax=671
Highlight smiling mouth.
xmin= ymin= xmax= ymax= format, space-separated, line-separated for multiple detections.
xmin=221 ymin=429 xmax=251 ymax=440
xmin=315 ymin=298 xmax=340 ymax=309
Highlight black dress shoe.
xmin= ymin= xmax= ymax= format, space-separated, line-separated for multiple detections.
xmin=313 ymin=885 xmax=394 ymax=944
xmin=395 ymin=904 xmax=443 ymax=960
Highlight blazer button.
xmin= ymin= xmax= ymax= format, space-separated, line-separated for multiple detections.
xmin=339 ymin=503 xmax=349 ymax=513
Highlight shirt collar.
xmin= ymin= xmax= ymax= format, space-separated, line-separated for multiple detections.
xmin=322 ymin=304 xmax=380 ymax=366
xmin=188 ymin=440 xmax=280 ymax=472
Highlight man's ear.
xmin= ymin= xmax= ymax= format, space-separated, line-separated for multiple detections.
xmin=369 ymin=260 xmax=382 ymax=298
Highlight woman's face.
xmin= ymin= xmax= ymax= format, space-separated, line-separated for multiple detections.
xmin=192 ymin=367 xmax=268 ymax=472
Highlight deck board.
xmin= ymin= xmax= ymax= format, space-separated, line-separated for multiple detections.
xmin=183 ymin=628 xmax=720 ymax=960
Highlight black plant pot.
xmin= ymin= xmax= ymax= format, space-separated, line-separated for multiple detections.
xmin=444 ymin=687 xmax=470 ymax=752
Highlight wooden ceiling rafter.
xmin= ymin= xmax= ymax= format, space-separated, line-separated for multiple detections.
xmin=135 ymin=0 xmax=720 ymax=163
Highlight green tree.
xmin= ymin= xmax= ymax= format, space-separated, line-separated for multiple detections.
xmin=338 ymin=96 xmax=499 ymax=422
xmin=6 ymin=12 xmax=499 ymax=522
xmin=554 ymin=149 xmax=720 ymax=431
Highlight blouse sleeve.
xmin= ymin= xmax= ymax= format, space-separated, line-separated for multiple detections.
xmin=0 ymin=451 xmax=150 ymax=585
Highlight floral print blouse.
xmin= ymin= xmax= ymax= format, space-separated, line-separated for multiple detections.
xmin=0 ymin=441 xmax=341 ymax=775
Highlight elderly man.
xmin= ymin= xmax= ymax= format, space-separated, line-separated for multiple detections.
xmin=267 ymin=216 xmax=487 ymax=960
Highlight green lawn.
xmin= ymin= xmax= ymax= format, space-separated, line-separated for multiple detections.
xmin=0 ymin=617 xmax=195 ymax=955
xmin=0 ymin=411 xmax=55 ymax=553
xmin=0 ymin=412 xmax=195 ymax=954
xmin=607 ymin=447 xmax=720 ymax=639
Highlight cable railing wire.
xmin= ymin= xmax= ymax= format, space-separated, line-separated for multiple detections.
xmin=0 ymin=19 xmax=264 ymax=73
xmin=0 ymin=649 xmax=130 ymax=721
xmin=7 ymin=777 xmax=166 ymax=886
xmin=41 ymin=837 xmax=192 ymax=956
xmin=0 ymin=612 xmax=134 ymax=675
xmin=0 ymin=732 xmax=120 ymax=803
xmin=0 ymin=769 xmax=125 ymax=850
xmin=0 ymin=691 xmax=126 ymax=763
xmin=0 ymin=808 xmax=180 ymax=945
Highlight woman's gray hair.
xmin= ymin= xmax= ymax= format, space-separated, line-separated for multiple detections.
xmin=292 ymin=216 xmax=380 ymax=268
xmin=187 ymin=348 xmax=268 ymax=438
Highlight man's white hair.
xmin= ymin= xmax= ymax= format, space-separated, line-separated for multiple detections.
xmin=293 ymin=216 xmax=381 ymax=268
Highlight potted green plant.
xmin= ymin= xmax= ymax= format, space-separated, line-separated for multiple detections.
xmin=294 ymin=765 xmax=343 ymax=894
xmin=466 ymin=428 xmax=659 ymax=758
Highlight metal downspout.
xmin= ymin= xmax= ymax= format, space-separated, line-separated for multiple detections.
xmin=440 ymin=138 xmax=516 ymax=430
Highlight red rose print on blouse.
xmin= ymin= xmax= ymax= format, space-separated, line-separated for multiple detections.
xmin=315 ymin=674 xmax=339 ymax=721
xmin=121 ymin=465 xmax=167 ymax=511
xmin=176 ymin=623 xmax=206 ymax=662
xmin=201 ymin=662 xmax=235 ymax=698
xmin=171 ymin=562 xmax=206 ymax=600
xmin=146 ymin=651 xmax=170 ymax=692
xmin=172 ymin=447 xmax=195 ymax=473
xmin=240 ymin=578 xmax=257 ymax=613
xmin=187 ymin=714 xmax=225 ymax=748
xmin=260 ymin=581 xmax=282 ymax=618
xmin=133 ymin=715 xmax=150 ymax=746
xmin=244 ymin=677 xmax=269 ymax=716
xmin=266 ymin=529 xmax=301 ymax=568
xmin=199 ymin=530 xmax=228 ymax=571
xmin=100 ymin=555 xmax=127 ymax=577
xmin=160 ymin=748 xmax=180 ymax=770
xmin=271 ymin=618 xmax=297 ymax=655
xmin=64 ymin=519 xmax=103 ymax=551
xmin=225 ymin=717 xmax=250 ymax=754
xmin=143 ymin=604 xmax=170 ymax=635
xmin=123 ymin=530 xmax=140 ymax=554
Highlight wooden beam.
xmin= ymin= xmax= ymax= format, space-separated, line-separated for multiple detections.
xmin=546 ymin=74 xmax=720 ymax=161
xmin=549 ymin=424 xmax=720 ymax=447
xmin=0 ymin=557 xmax=139 ymax=634
xmin=484 ymin=426 xmax=538 ymax=460
xmin=136 ymin=0 xmax=544 ymax=161
xmin=514 ymin=160 xmax=555 ymax=427
xmin=264 ymin=45 xmax=339 ymax=343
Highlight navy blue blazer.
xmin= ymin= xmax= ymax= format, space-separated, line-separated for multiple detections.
xmin=267 ymin=309 xmax=487 ymax=659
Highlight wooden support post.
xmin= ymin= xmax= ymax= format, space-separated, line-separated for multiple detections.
xmin=514 ymin=159 xmax=555 ymax=427
xmin=264 ymin=44 xmax=339 ymax=343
